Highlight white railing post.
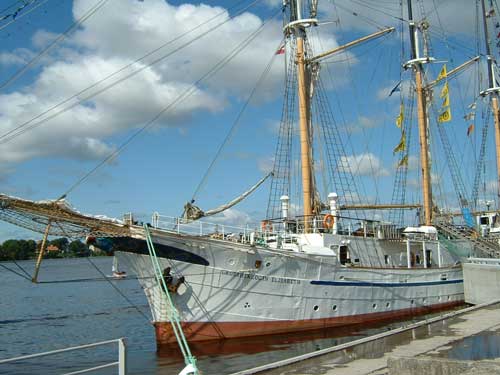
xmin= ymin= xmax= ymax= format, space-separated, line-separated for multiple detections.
xmin=177 ymin=217 xmax=180 ymax=234
xmin=118 ymin=338 xmax=127 ymax=375
xmin=406 ymin=239 xmax=412 ymax=269
xmin=423 ymin=241 xmax=428 ymax=268
xmin=437 ymin=241 xmax=442 ymax=268
xmin=199 ymin=221 xmax=203 ymax=236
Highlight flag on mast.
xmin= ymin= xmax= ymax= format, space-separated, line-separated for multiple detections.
xmin=395 ymin=102 xmax=404 ymax=128
xmin=440 ymin=82 xmax=449 ymax=98
xmin=398 ymin=154 xmax=409 ymax=167
xmin=393 ymin=130 xmax=406 ymax=154
xmin=467 ymin=124 xmax=474 ymax=136
xmin=438 ymin=107 xmax=452 ymax=123
xmin=275 ymin=43 xmax=285 ymax=55
xmin=437 ymin=64 xmax=447 ymax=81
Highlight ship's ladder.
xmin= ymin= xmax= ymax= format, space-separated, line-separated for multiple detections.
xmin=143 ymin=224 xmax=198 ymax=375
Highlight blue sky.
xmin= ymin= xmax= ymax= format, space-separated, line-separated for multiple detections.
xmin=0 ymin=0 xmax=497 ymax=240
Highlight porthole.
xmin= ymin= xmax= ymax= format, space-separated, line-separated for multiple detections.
xmin=228 ymin=258 xmax=236 ymax=266
xmin=265 ymin=262 xmax=271 ymax=267
xmin=386 ymin=302 xmax=390 ymax=309
xmin=411 ymin=299 xmax=415 ymax=305
xmin=332 ymin=305 xmax=338 ymax=311
xmin=339 ymin=276 xmax=345 ymax=280
xmin=313 ymin=305 xmax=319 ymax=311
xmin=372 ymin=303 xmax=377 ymax=310
xmin=448 ymin=295 xmax=451 ymax=301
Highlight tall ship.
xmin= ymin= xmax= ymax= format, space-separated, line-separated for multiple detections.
xmin=7 ymin=0 xmax=500 ymax=347
xmin=107 ymin=0 xmax=468 ymax=344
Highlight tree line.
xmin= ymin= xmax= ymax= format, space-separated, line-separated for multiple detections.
xmin=0 ymin=238 xmax=103 ymax=261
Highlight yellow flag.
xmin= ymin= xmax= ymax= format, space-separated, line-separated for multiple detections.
xmin=438 ymin=107 xmax=452 ymax=123
xmin=441 ymin=93 xmax=450 ymax=108
xmin=394 ymin=130 xmax=406 ymax=153
xmin=440 ymin=82 xmax=449 ymax=98
xmin=396 ymin=102 xmax=404 ymax=128
xmin=398 ymin=154 xmax=409 ymax=167
xmin=437 ymin=64 xmax=447 ymax=80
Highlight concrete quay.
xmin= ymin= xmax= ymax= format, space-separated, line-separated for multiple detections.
xmin=230 ymin=301 xmax=500 ymax=375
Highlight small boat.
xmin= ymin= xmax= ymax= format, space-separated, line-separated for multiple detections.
xmin=111 ymin=256 xmax=127 ymax=279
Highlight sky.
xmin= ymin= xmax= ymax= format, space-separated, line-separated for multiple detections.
xmin=0 ymin=0 xmax=498 ymax=240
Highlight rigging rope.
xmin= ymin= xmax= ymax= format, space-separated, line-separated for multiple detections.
xmin=0 ymin=0 xmax=49 ymax=32
xmin=0 ymin=0 xmax=263 ymax=145
xmin=58 ymin=6 xmax=281 ymax=199
xmin=190 ymin=37 xmax=284 ymax=202
xmin=0 ymin=0 xmax=110 ymax=91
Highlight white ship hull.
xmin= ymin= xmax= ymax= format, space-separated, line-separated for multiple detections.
xmin=115 ymin=226 xmax=464 ymax=344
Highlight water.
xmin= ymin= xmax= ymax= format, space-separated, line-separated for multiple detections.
xmin=0 ymin=258 xmax=466 ymax=374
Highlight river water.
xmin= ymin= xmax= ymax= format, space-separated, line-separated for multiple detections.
xmin=0 ymin=257 xmax=461 ymax=375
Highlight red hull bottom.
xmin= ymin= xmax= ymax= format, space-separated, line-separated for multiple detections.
xmin=154 ymin=300 xmax=464 ymax=345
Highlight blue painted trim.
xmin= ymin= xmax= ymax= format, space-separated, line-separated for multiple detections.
xmin=310 ymin=279 xmax=463 ymax=287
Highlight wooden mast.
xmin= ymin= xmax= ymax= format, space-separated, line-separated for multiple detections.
xmin=480 ymin=0 xmax=500 ymax=208
xmin=407 ymin=0 xmax=433 ymax=225
xmin=294 ymin=1 xmax=313 ymax=231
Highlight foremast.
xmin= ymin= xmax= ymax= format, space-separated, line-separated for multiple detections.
xmin=289 ymin=0 xmax=317 ymax=232
xmin=405 ymin=0 xmax=433 ymax=225
xmin=480 ymin=0 xmax=500 ymax=208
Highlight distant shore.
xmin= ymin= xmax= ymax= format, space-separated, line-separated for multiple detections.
xmin=0 ymin=238 xmax=107 ymax=261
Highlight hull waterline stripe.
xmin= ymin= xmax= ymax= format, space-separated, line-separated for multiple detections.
xmin=310 ymin=279 xmax=463 ymax=287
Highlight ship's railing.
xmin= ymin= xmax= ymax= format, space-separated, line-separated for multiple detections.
xmin=151 ymin=212 xmax=404 ymax=240
xmin=467 ymin=257 xmax=500 ymax=265
xmin=0 ymin=338 xmax=127 ymax=375
xmin=151 ymin=213 xmax=270 ymax=243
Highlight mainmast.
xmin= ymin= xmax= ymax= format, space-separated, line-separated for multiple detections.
xmin=290 ymin=0 xmax=317 ymax=231
xmin=406 ymin=0 xmax=433 ymax=225
xmin=480 ymin=0 xmax=500 ymax=208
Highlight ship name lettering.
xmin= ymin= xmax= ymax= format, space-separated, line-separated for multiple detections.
xmin=221 ymin=270 xmax=300 ymax=284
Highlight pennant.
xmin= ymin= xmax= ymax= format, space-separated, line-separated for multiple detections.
xmin=437 ymin=64 xmax=447 ymax=80
xmin=441 ymin=94 xmax=450 ymax=108
xmin=275 ymin=43 xmax=285 ymax=55
xmin=438 ymin=107 xmax=452 ymax=123
xmin=393 ymin=130 xmax=406 ymax=154
xmin=467 ymin=124 xmax=475 ymax=136
xmin=464 ymin=112 xmax=475 ymax=121
xmin=398 ymin=154 xmax=409 ymax=167
xmin=395 ymin=102 xmax=404 ymax=128
xmin=440 ymin=82 xmax=449 ymax=98
xmin=389 ymin=81 xmax=401 ymax=97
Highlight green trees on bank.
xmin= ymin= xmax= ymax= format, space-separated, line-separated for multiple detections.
xmin=0 ymin=238 xmax=96 ymax=261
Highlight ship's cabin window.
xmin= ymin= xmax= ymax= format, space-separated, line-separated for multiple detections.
xmin=425 ymin=250 xmax=432 ymax=267
xmin=338 ymin=245 xmax=350 ymax=265
xmin=480 ymin=216 xmax=490 ymax=225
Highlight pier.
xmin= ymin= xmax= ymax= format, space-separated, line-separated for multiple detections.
xmin=231 ymin=300 xmax=500 ymax=375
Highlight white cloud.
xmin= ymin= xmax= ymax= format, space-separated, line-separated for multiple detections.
xmin=210 ymin=208 xmax=254 ymax=226
xmin=344 ymin=115 xmax=379 ymax=134
xmin=0 ymin=0 xmax=356 ymax=174
xmin=257 ymin=156 xmax=274 ymax=174
xmin=340 ymin=153 xmax=389 ymax=177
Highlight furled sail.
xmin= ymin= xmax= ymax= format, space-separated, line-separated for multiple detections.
xmin=0 ymin=194 xmax=130 ymax=238
xmin=182 ymin=172 xmax=273 ymax=221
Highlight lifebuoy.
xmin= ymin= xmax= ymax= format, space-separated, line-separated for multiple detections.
xmin=261 ymin=220 xmax=273 ymax=232
xmin=323 ymin=214 xmax=335 ymax=229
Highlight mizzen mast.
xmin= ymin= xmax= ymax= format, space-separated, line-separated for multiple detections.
xmin=405 ymin=0 xmax=433 ymax=225
xmin=479 ymin=0 xmax=500 ymax=208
